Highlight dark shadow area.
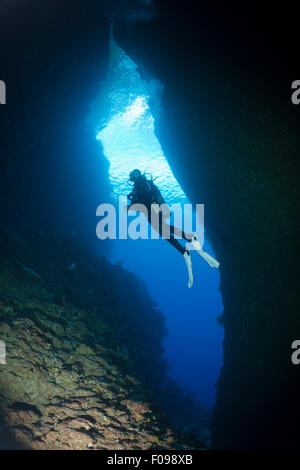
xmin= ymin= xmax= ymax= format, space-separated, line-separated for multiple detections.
xmin=0 ymin=418 xmax=26 ymax=450
xmin=0 ymin=1 xmax=111 ymax=245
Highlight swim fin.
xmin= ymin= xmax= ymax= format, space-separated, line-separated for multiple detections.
xmin=183 ymin=250 xmax=193 ymax=288
xmin=190 ymin=235 xmax=220 ymax=269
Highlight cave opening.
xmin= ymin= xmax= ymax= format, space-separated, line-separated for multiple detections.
xmin=91 ymin=26 xmax=224 ymax=430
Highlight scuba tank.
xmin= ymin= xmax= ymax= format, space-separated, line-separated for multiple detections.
xmin=142 ymin=173 xmax=165 ymax=205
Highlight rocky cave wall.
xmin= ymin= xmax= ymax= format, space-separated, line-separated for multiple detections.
xmin=0 ymin=229 xmax=205 ymax=449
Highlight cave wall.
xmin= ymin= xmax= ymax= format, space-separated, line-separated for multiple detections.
xmin=0 ymin=1 xmax=111 ymax=244
xmin=115 ymin=2 xmax=300 ymax=449
xmin=0 ymin=230 xmax=204 ymax=450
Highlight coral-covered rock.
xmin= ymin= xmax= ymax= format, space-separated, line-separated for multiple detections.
xmin=0 ymin=231 xmax=204 ymax=450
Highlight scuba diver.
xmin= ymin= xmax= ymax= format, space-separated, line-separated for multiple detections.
xmin=125 ymin=169 xmax=219 ymax=288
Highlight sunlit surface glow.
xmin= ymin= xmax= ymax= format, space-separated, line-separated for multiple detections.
xmin=95 ymin=30 xmax=188 ymax=204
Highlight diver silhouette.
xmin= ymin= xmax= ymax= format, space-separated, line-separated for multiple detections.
xmin=126 ymin=169 xmax=219 ymax=288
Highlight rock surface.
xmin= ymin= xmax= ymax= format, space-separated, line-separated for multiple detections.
xmin=0 ymin=231 xmax=204 ymax=450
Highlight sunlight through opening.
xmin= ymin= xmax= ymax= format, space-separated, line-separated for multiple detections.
xmin=94 ymin=27 xmax=188 ymax=204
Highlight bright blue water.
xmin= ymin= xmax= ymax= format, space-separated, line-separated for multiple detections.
xmin=92 ymin=29 xmax=223 ymax=408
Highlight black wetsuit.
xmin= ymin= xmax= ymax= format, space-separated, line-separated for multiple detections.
xmin=128 ymin=175 xmax=190 ymax=255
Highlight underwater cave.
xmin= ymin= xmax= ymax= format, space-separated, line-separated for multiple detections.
xmin=92 ymin=27 xmax=224 ymax=411
xmin=0 ymin=0 xmax=299 ymax=452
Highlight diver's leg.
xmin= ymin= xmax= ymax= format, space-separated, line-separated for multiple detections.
xmin=158 ymin=208 xmax=194 ymax=241
xmin=159 ymin=208 xmax=219 ymax=269
xmin=183 ymin=250 xmax=193 ymax=288
xmin=150 ymin=213 xmax=184 ymax=252
xmin=188 ymin=234 xmax=220 ymax=269
xmin=165 ymin=234 xmax=185 ymax=255
xmin=165 ymin=237 xmax=193 ymax=288
xmin=150 ymin=212 xmax=193 ymax=288
xmin=169 ymin=224 xmax=193 ymax=241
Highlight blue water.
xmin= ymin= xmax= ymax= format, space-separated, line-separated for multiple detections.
xmin=91 ymin=28 xmax=223 ymax=408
